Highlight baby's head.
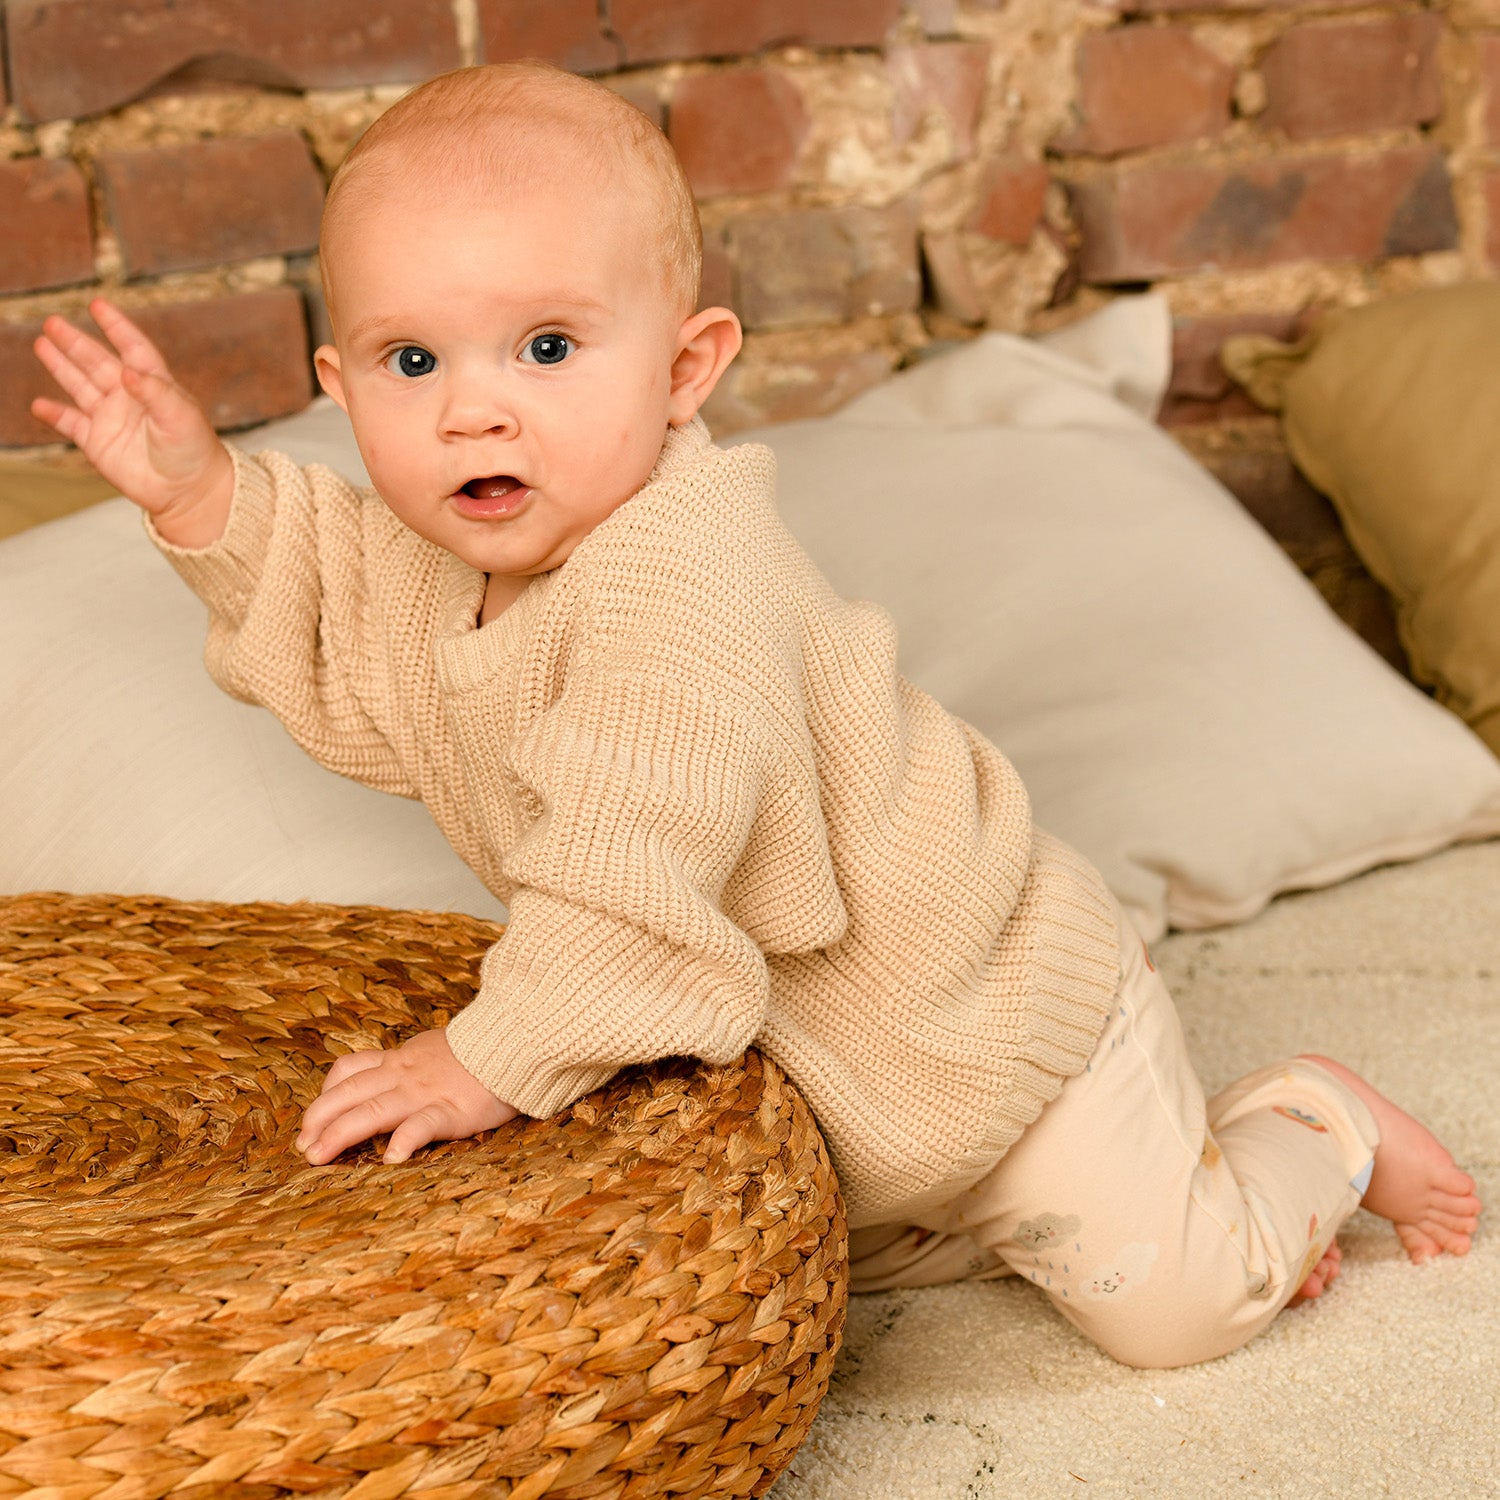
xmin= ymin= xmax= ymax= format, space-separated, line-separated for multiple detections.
xmin=313 ymin=63 xmax=741 ymax=591
xmin=320 ymin=64 xmax=703 ymax=330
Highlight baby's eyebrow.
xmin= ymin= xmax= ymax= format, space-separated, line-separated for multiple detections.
xmin=342 ymin=314 xmax=405 ymax=348
xmin=516 ymin=293 xmax=611 ymax=322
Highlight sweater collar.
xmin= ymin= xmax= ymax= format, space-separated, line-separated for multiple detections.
xmin=433 ymin=416 xmax=713 ymax=649
xmin=649 ymin=414 xmax=712 ymax=480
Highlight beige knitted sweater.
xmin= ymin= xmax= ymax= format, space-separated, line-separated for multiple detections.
xmin=150 ymin=417 xmax=1123 ymax=1227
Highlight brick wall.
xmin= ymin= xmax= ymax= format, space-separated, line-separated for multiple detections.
xmin=2 ymin=0 xmax=1498 ymax=452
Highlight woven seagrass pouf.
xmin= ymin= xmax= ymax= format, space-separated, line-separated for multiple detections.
xmin=0 ymin=892 xmax=847 ymax=1499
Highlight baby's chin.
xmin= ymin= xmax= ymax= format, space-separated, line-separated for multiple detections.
xmin=375 ymin=506 xmax=527 ymax=577
xmin=440 ymin=526 xmax=567 ymax=582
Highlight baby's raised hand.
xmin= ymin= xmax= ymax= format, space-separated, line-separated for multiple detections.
xmin=295 ymin=1026 xmax=519 ymax=1166
xmin=32 ymin=297 xmax=233 ymax=544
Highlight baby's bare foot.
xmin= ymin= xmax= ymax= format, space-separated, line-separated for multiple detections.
xmin=1290 ymin=1238 xmax=1342 ymax=1305
xmin=1301 ymin=1055 xmax=1482 ymax=1263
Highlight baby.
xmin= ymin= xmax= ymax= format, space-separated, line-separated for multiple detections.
xmin=32 ymin=62 xmax=1480 ymax=1370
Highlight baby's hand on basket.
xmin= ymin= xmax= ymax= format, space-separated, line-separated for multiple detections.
xmin=31 ymin=297 xmax=233 ymax=546
xmin=296 ymin=1026 xmax=520 ymax=1166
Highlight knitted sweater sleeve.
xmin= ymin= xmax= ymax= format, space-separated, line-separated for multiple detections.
xmin=146 ymin=445 xmax=416 ymax=797
xmin=443 ymin=660 xmax=773 ymax=1119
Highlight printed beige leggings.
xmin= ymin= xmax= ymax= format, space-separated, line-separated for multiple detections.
xmin=849 ymin=907 xmax=1381 ymax=1369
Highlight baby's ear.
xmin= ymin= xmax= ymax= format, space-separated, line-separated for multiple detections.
xmin=314 ymin=345 xmax=348 ymax=411
xmin=667 ymin=306 xmax=742 ymax=425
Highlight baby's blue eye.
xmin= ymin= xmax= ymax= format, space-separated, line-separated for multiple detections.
xmin=523 ymin=334 xmax=572 ymax=366
xmin=388 ymin=346 xmax=436 ymax=378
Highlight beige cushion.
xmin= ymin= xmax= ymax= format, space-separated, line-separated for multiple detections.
xmin=0 ymin=477 xmax=505 ymax=923
xmin=1224 ymin=282 xmax=1500 ymax=759
xmin=3 ymin=296 xmax=1498 ymax=940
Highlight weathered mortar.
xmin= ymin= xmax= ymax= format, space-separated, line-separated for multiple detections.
xmin=1 ymin=0 xmax=1496 ymax=450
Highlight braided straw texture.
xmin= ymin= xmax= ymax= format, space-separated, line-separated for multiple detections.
xmin=0 ymin=893 xmax=847 ymax=1500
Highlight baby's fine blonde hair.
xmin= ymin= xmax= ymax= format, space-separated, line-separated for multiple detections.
xmin=320 ymin=63 xmax=702 ymax=323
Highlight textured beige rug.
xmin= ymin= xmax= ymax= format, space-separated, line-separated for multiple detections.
xmin=773 ymin=840 xmax=1500 ymax=1499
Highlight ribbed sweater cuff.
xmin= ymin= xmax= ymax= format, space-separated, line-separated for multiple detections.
xmin=441 ymin=918 xmax=624 ymax=1122
xmin=144 ymin=445 xmax=277 ymax=623
xmin=444 ymin=922 xmax=677 ymax=1121
xmin=445 ymin=898 xmax=763 ymax=1121
xmin=446 ymin=1006 xmax=618 ymax=1121
xmin=844 ymin=851 xmax=1121 ymax=1229
xmin=1006 ymin=832 xmax=1124 ymax=1100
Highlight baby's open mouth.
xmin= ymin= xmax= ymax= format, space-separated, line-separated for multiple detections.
xmin=461 ymin=476 xmax=522 ymax=500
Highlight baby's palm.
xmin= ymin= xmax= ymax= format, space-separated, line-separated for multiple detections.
xmin=32 ymin=299 xmax=223 ymax=518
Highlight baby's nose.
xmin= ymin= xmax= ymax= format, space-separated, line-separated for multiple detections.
xmin=442 ymin=376 xmax=516 ymax=437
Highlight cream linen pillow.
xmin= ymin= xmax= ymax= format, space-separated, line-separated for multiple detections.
xmin=0 ymin=430 xmax=505 ymax=920
xmin=3 ymin=296 xmax=1498 ymax=938
xmin=734 ymin=296 xmax=1500 ymax=938
xmin=1223 ymin=282 xmax=1500 ymax=760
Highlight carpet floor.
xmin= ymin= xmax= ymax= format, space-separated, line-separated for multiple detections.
xmin=772 ymin=840 xmax=1500 ymax=1500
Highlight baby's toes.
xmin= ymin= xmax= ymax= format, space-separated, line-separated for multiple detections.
xmin=1394 ymin=1223 xmax=1442 ymax=1263
xmin=1447 ymin=1189 xmax=1482 ymax=1225
xmin=1433 ymin=1165 xmax=1480 ymax=1209
xmin=1429 ymin=1199 xmax=1482 ymax=1235
xmin=1290 ymin=1242 xmax=1342 ymax=1304
xmin=1438 ymin=1162 xmax=1477 ymax=1193
xmin=1424 ymin=1191 xmax=1482 ymax=1249
xmin=1398 ymin=1219 xmax=1470 ymax=1262
xmin=1425 ymin=1219 xmax=1475 ymax=1256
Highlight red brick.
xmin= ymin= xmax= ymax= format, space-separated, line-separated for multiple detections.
xmin=1121 ymin=0 xmax=1366 ymax=11
xmin=915 ymin=0 xmax=958 ymax=35
xmin=1 ymin=324 xmax=64 ymax=447
xmin=1054 ymin=26 xmax=1234 ymax=156
xmin=1160 ymin=310 xmax=1303 ymax=425
xmin=477 ymin=0 xmax=619 ymax=73
xmin=99 ymin=133 xmax=324 ymax=281
xmin=1486 ymin=170 xmax=1500 ymax=270
xmin=727 ymin=200 xmax=921 ymax=329
xmin=303 ymin=279 xmax=334 ymax=356
xmin=971 ymin=157 xmax=1050 ymax=247
xmin=889 ymin=42 xmax=988 ymax=160
xmin=7 ymin=0 xmax=461 ymax=124
xmin=0 ymin=157 xmax=94 ymax=295
xmin=610 ymin=0 xmax=903 ymax=66
xmin=705 ymin=345 xmax=898 ymax=433
xmin=669 ymin=68 xmax=811 ymax=198
xmin=606 ymin=77 xmax=665 ymax=130
xmin=5 ymin=288 xmax=313 ymax=446
xmin=700 ymin=230 xmax=734 ymax=313
xmin=1480 ymin=35 xmax=1500 ymax=146
xmin=1071 ymin=145 xmax=1458 ymax=283
xmin=1260 ymin=16 xmax=1442 ymax=141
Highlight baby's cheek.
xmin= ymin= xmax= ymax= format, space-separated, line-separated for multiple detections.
xmin=359 ymin=434 xmax=392 ymax=483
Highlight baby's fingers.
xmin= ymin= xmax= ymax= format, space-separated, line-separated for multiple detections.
xmin=299 ymin=1088 xmax=409 ymax=1166
xmin=120 ymin=362 xmax=201 ymax=431
xmin=29 ymin=393 xmax=87 ymax=446
xmin=33 ymin=320 xmax=185 ymax=438
xmin=383 ymin=1104 xmax=456 ymax=1165
xmin=37 ymin=313 xmax=131 ymax=396
xmin=297 ymin=1051 xmax=380 ymax=1137
xmin=33 ymin=325 xmax=111 ymax=413
xmin=322 ymin=1049 xmax=386 ymax=1092
xmin=90 ymin=297 xmax=171 ymax=377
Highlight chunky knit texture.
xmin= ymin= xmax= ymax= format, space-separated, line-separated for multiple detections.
xmin=149 ymin=418 xmax=1123 ymax=1227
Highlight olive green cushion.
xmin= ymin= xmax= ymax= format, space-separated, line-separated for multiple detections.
xmin=1225 ymin=282 xmax=1500 ymax=759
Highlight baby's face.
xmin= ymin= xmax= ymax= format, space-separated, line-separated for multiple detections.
xmin=316 ymin=172 xmax=690 ymax=587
